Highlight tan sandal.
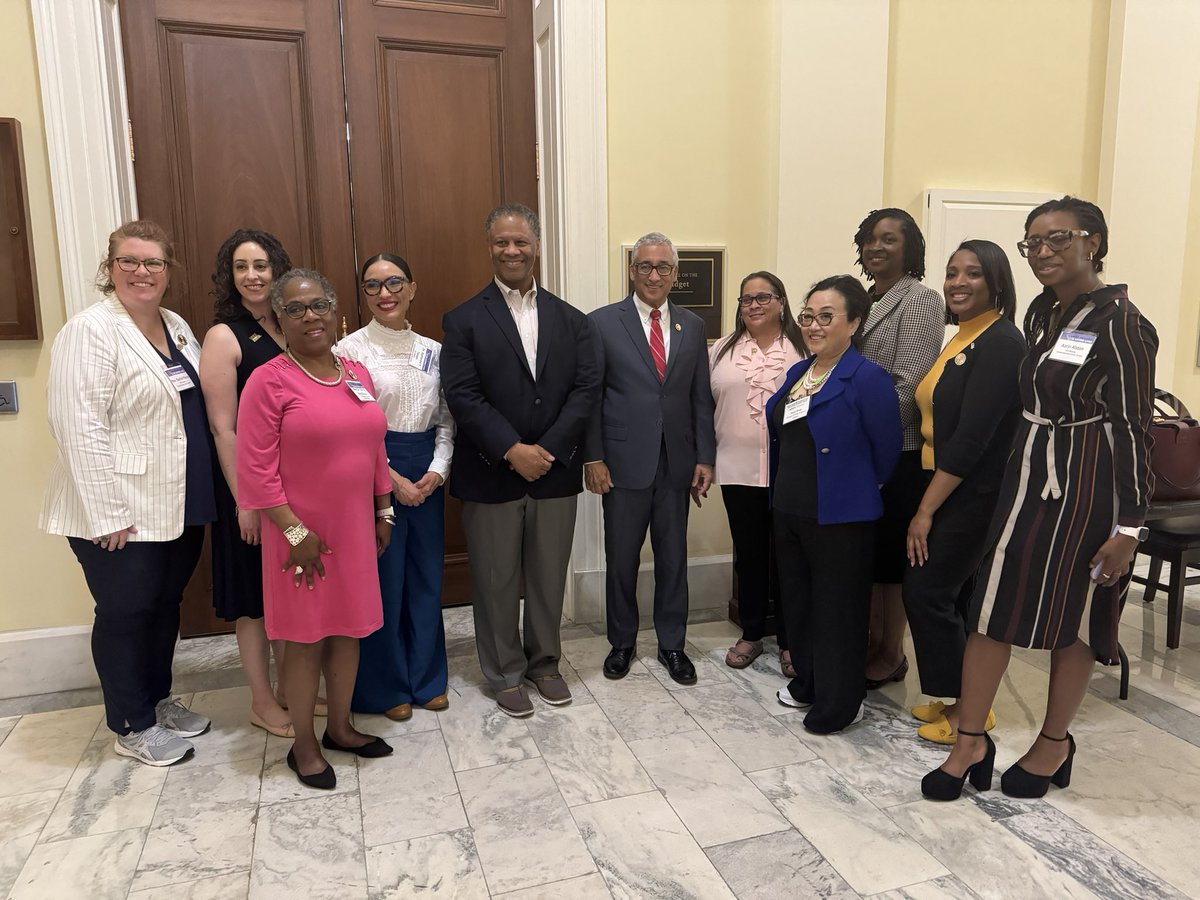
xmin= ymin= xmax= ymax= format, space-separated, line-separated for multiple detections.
xmin=725 ymin=640 xmax=763 ymax=669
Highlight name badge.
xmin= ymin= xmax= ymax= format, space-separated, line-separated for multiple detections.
xmin=165 ymin=365 xmax=194 ymax=392
xmin=782 ymin=395 xmax=810 ymax=423
xmin=1048 ymin=330 xmax=1097 ymax=365
xmin=410 ymin=345 xmax=433 ymax=373
xmin=346 ymin=379 xmax=375 ymax=402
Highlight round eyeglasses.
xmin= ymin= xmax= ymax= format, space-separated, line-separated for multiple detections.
xmin=281 ymin=299 xmax=334 ymax=319
xmin=362 ymin=276 xmax=410 ymax=296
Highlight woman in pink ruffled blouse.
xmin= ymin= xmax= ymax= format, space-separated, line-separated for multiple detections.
xmin=710 ymin=271 xmax=806 ymax=674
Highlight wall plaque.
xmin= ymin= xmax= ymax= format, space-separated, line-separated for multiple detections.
xmin=623 ymin=244 xmax=725 ymax=341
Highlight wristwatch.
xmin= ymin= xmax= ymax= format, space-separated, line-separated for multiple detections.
xmin=1115 ymin=525 xmax=1149 ymax=542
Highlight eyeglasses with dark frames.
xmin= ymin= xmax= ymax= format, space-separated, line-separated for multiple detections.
xmin=737 ymin=292 xmax=780 ymax=307
xmin=113 ymin=256 xmax=167 ymax=274
xmin=280 ymin=299 xmax=335 ymax=319
xmin=362 ymin=276 xmax=411 ymax=296
xmin=1017 ymin=229 xmax=1091 ymax=258
xmin=632 ymin=261 xmax=676 ymax=277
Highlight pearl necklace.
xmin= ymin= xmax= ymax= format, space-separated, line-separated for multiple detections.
xmin=287 ymin=350 xmax=343 ymax=386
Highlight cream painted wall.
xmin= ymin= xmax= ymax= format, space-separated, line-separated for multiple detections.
xmin=606 ymin=0 xmax=776 ymax=558
xmin=884 ymin=0 xmax=1110 ymax=214
xmin=0 ymin=0 xmax=92 ymax=630
xmin=1177 ymin=93 xmax=1200 ymax=409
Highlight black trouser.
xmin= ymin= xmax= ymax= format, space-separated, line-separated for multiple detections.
xmin=902 ymin=486 xmax=999 ymax=698
xmin=774 ymin=510 xmax=873 ymax=733
xmin=68 ymin=526 xmax=205 ymax=735
xmin=720 ymin=485 xmax=786 ymax=649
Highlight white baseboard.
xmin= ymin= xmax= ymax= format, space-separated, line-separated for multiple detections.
xmin=0 ymin=625 xmax=99 ymax=701
xmin=572 ymin=554 xmax=732 ymax=626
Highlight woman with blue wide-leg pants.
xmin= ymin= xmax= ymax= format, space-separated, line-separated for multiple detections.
xmin=335 ymin=253 xmax=454 ymax=721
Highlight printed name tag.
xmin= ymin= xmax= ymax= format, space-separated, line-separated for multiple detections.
xmin=782 ymin=396 xmax=810 ymax=423
xmin=346 ymin=379 xmax=375 ymax=402
xmin=1048 ymin=330 xmax=1097 ymax=365
xmin=165 ymin=365 xmax=194 ymax=391
xmin=410 ymin=345 xmax=433 ymax=373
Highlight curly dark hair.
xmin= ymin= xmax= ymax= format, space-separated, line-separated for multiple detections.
xmin=853 ymin=207 xmax=926 ymax=282
xmin=712 ymin=270 xmax=807 ymax=365
xmin=1021 ymin=196 xmax=1108 ymax=352
xmin=210 ymin=229 xmax=292 ymax=324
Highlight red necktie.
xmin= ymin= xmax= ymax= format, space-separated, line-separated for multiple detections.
xmin=649 ymin=308 xmax=666 ymax=380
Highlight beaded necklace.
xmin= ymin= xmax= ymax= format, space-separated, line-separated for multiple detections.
xmin=287 ymin=349 xmax=344 ymax=386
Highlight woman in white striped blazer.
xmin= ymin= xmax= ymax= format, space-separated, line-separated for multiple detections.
xmin=41 ymin=220 xmax=217 ymax=768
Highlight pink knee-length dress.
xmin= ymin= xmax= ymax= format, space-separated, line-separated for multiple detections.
xmin=237 ymin=355 xmax=391 ymax=643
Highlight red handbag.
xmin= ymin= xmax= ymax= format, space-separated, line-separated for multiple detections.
xmin=1150 ymin=390 xmax=1200 ymax=501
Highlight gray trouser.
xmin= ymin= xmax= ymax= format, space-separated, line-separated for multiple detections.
xmin=461 ymin=495 xmax=577 ymax=691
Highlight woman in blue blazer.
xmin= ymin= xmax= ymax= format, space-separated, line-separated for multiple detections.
xmin=767 ymin=275 xmax=902 ymax=733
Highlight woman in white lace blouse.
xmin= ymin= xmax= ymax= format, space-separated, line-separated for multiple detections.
xmin=335 ymin=253 xmax=455 ymax=722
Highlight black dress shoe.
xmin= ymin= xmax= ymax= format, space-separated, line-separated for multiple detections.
xmin=865 ymin=656 xmax=909 ymax=690
xmin=287 ymin=748 xmax=336 ymax=790
xmin=321 ymin=732 xmax=393 ymax=758
xmin=920 ymin=731 xmax=994 ymax=801
xmin=658 ymin=648 xmax=697 ymax=685
xmin=1001 ymin=732 xmax=1075 ymax=798
xmin=603 ymin=646 xmax=636 ymax=679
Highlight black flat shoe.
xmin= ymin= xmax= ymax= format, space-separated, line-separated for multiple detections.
xmin=921 ymin=730 xmax=994 ymax=801
xmin=603 ymin=646 xmax=636 ymax=680
xmin=865 ymin=656 xmax=909 ymax=690
xmin=657 ymin=648 xmax=697 ymax=685
xmin=1001 ymin=732 xmax=1075 ymax=798
xmin=321 ymin=732 xmax=393 ymax=758
xmin=287 ymin=748 xmax=336 ymax=790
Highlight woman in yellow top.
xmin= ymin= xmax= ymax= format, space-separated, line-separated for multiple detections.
xmin=902 ymin=240 xmax=1025 ymax=744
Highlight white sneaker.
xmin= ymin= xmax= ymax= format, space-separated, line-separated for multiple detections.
xmin=155 ymin=698 xmax=211 ymax=737
xmin=831 ymin=704 xmax=866 ymax=734
xmin=115 ymin=724 xmax=194 ymax=766
xmin=776 ymin=688 xmax=812 ymax=709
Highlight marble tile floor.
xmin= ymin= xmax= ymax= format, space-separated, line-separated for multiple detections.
xmin=1 ymin=577 xmax=1198 ymax=899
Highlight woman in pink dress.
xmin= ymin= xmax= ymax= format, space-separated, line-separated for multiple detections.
xmin=237 ymin=268 xmax=394 ymax=789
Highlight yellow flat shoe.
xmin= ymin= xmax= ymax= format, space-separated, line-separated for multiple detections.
xmin=422 ymin=695 xmax=449 ymax=711
xmin=911 ymin=700 xmax=947 ymax=724
xmin=917 ymin=709 xmax=997 ymax=745
xmin=385 ymin=703 xmax=412 ymax=722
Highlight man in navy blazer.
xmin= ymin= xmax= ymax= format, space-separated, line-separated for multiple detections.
xmin=442 ymin=203 xmax=600 ymax=717
xmin=583 ymin=232 xmax=716 ymax=684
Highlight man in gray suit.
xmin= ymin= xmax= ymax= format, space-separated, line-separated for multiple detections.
xmin=583 ymin=232 xmax=716 ymax=684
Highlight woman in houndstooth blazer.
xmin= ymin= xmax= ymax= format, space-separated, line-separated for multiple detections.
xmin=853 ymin=208 xmax=946 ymax=691
xmin=41 ymin=220 xmax=217 ymax=768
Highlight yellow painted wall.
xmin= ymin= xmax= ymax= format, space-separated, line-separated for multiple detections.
xmin=1173 ymin=89 xmax=1200 ymax=410
xmin=884 ymin=0 xmax=1110 ymax=213
xmin=0 ymin=0 xmax=93 ymax=630
xmin=606 ymin=0 xmax=776 ymax=557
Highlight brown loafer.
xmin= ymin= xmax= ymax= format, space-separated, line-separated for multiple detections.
xmin=496 ymin=685 xmax=534 ymax=718
xmin=421 ymin=695 xmax=449 ymax=711
xmin=385 ymin=703 xmax=412 ymax=722
xmin=525 ymin=674 xmax=572 ymax=706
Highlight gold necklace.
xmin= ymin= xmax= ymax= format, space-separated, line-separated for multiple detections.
xmin=287 ymin=349 xmax=343 ymax=386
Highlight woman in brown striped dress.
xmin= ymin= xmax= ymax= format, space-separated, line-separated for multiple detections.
xmin=921 ymin=196 xmax=1158 ymax=802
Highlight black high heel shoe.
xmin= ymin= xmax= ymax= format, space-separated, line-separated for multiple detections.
xmin=1001 ymin=732 xmax=1074 ymax=798
xmin=921 ymin=729 xmax=994 ymax=801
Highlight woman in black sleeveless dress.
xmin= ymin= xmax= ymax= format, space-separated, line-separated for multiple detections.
xmin=198 ymin=229 xmax=293 ymax=736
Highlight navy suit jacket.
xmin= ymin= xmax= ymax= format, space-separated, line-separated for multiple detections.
xmin=441 ymin=282 xmax=600 ymax=503
xmin=583 ymin=296 xmax=716 ymax=490
xmin=766 ymin=345 xmax=902 ymax=524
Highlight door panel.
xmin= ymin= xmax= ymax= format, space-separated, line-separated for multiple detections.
xmin=121 ymin=0 xmax=357 ymax=636
xmin=343 ymin=0 xmax=538 ymax=606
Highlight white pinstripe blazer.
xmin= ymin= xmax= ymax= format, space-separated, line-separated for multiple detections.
xmin=40 ymin=296 xmax=202 ymax=541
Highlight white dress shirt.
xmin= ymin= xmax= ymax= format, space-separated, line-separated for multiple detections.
xmin=334 ymin=319 xmax=455 ymax=480
xmin=495 ymin=276 xmax=539 ymax=373
xmin=633 ymin=292 xmax=671 ymax=361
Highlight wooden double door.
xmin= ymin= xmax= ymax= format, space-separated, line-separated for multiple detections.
xmin=120 ymin=0 xmax=537 ymax=635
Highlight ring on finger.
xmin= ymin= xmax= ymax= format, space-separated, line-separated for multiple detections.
xmin=294 ymin=565 xmax=304 ymax=575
